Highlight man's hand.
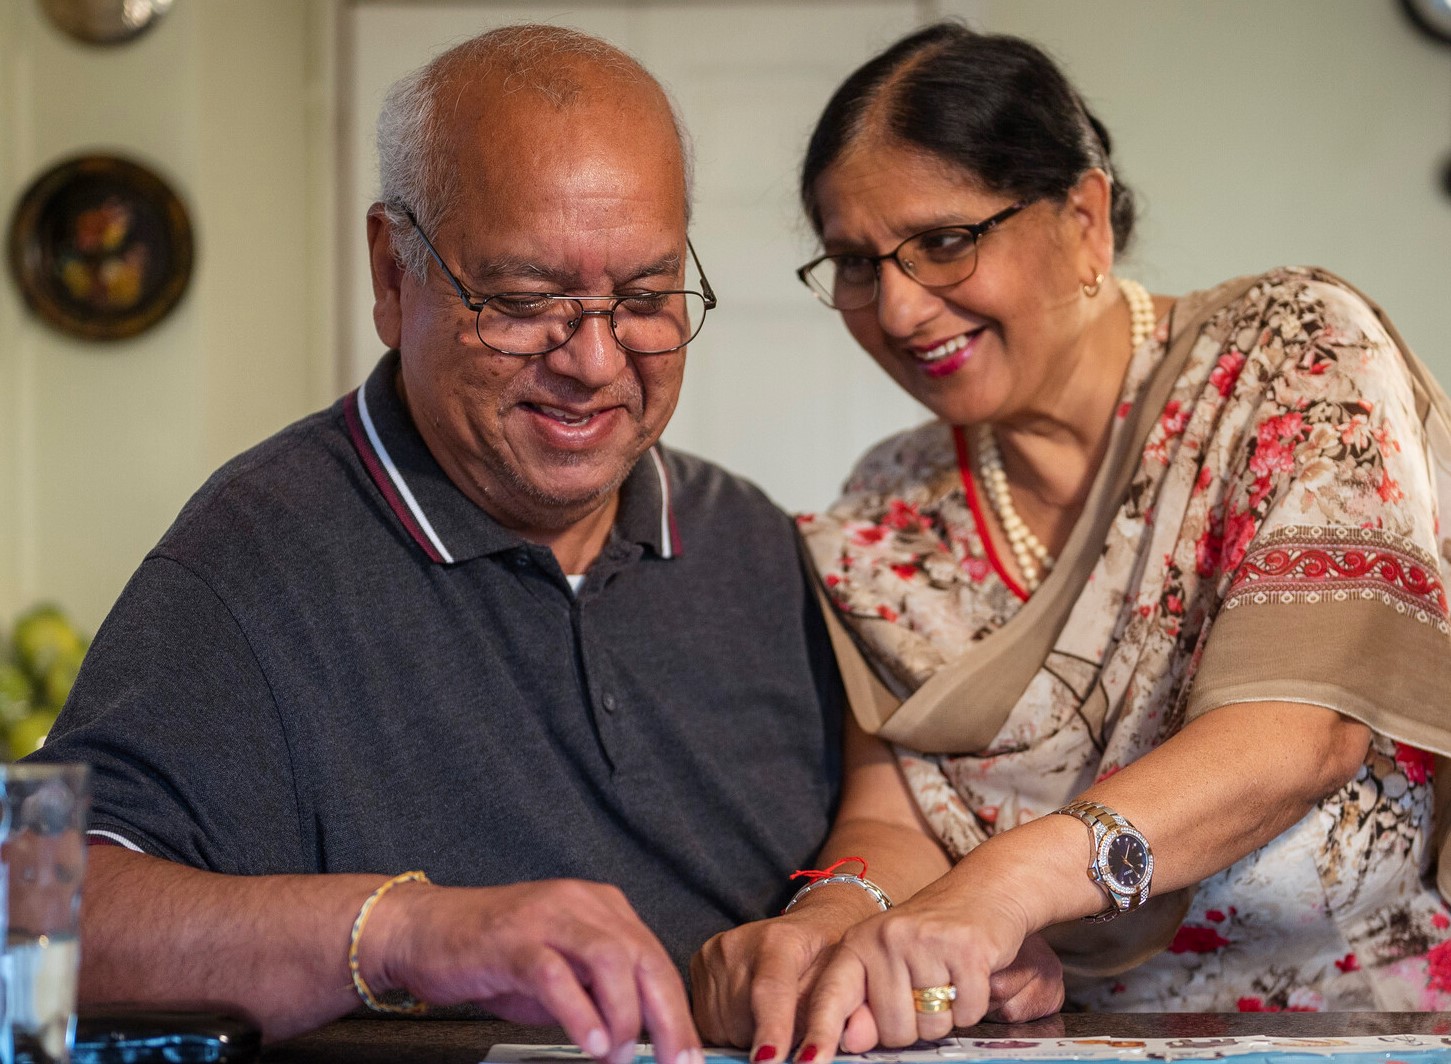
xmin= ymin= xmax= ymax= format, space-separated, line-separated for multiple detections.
xmin=81 ymin=847 xmax=703 ymax=1063
xmin=371 ymin=878 xmax=701 ymax=1064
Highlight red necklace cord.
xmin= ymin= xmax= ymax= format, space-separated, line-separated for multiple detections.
xmin=954 ymin=425 xmax=1030 ymax=602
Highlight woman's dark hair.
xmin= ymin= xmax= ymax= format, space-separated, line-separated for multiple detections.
xmin=801 ymin=22 xmax=1136 ymax=253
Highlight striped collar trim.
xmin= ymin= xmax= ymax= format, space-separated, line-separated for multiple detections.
xmin=343 ymin=373 xmax=679 ymax=564
xmin=648 ymin=447 xmax=679 ymax=560
xmin=343 ymin=386 xmax=452 ymax=563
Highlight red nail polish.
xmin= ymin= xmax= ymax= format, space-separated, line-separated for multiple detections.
xmin=753 ymin=1047 xmax=776 ymax=1063
xmin=799 ymin=1047 xmax=818 ymax=1063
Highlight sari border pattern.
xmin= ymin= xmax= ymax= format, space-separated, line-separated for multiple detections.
xmin=1223 ymin=524 xmax=1449 ymax=632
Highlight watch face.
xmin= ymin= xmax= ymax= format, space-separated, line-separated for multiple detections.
xmin=1103 ymin=831 xmax=1150 ymax=892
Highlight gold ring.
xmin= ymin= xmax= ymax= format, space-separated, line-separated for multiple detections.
xmin=911 ymin=983 xmax=958 ymax=1014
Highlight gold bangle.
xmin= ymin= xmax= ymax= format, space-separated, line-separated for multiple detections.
xmin=347 ymin=870 xmax=431 ymax=1014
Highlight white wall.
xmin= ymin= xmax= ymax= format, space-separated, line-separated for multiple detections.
xmin=0 ymin=1 xmax=338 ymax=632
xmin=2 ymin=0 xmax=1449 ymax=633
xmin=969 ymin=0 xmax=1451 ymax=363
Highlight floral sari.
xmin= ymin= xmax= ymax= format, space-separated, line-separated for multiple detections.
xmin=799 ymin=268 xmax=1451 ymax=1011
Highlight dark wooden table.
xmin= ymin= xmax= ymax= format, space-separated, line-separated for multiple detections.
xmin=262 ymin=1013 xmax=1451 ymax=1063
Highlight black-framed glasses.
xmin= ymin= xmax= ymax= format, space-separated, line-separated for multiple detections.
xmin=796 ymin=201 xmax=1029 ymax=311
xmin=405 ymin=210 xmax=718 ymax=356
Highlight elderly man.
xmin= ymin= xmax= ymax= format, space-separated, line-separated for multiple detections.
xmin=33 ymin=26 xmax=841 ymax=1058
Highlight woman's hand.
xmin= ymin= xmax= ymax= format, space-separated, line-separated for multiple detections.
xmin=691 ymin=887 xmax=1062 ymax=1058
xmin=690 ymin=710 xmax=1072 ymax=1060
xmin=794 ymin=872 xmax=1060 ymax=1057
xmin=984 ymin=932 xmax=1065 ymax=1023
xmin=690 ymin=889 xmax=879 ymax=1053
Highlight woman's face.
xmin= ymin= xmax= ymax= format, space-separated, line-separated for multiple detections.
xmin=812 ymin=141 xmax=1105 ymax=429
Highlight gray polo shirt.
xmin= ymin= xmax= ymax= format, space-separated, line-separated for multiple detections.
xmin=36 ymin=351 xmax=842 ymax=971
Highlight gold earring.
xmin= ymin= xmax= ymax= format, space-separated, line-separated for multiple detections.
xmin=1083 ymin=273 xmax=1104 ymax=298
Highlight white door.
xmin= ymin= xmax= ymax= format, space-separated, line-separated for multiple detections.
xmin=342 ymin=1 xmax=957 ymax=513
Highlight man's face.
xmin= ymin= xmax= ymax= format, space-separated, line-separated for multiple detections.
xmin=369 ymin=74 xmax=690 ymax=539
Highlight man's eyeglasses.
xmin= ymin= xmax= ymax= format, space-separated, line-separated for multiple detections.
xmin=405 ymin=210 xmax=717 ymax=357
xmin=796 ymin=202 xmax=1029 ymax=311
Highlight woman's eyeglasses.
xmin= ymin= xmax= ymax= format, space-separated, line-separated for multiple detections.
xmin=796 ymin=201 xmax=1029 ymax=311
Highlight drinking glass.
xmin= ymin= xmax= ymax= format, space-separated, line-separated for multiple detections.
xmin=1 ymin=763 xmax=90 ymax=1064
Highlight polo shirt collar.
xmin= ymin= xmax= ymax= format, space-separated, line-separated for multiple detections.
xmin=342 ymin=351 xmax=680 ymax=565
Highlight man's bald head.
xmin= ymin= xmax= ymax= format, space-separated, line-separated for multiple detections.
xmin=376 ymin=24 xmax=693 ymax=282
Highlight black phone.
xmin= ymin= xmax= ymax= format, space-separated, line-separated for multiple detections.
xmin=71 ymin=1006 xmax=261 ymax=1064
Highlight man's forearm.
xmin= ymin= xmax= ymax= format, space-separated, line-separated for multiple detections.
xmin=82 ymin=846 xmax=387 ymax=1041
xmin=82 ymin=846 xmax=703 ymax=1061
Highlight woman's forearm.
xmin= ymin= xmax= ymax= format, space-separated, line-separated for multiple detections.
xmin=792 ymin=718 xmax=950 ymax=915
xmin=950 ymin=698 xmax=1374 ymax=932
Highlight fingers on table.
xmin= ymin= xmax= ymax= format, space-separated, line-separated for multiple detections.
xmin=516 ymin=886 xmax=698 ymax=1064
xmin=746 ymin=938 xmax=811 ymax=1063
xmin=582 ymin=912 xmax=699 ymax=1064
xmin=793 ymin=947 xmax=866 ymax=1062
xmin=904 ymin=964 xmax=958 ymax=1045
xmin=687 ymin=928 xmax=760 ymax=1050
xmin=578 ymin=939 xmax=648 ymax=1060
xmin=837 ymin=1003 xmax=879 ymax=1056
xmin=797 ymin=925 xmax=1000 ymax=1058
xmin=686 ymin=945 xmax=737 ymax=1048
xmin=984 ymin=937 xmax=1064 ymax=1023
xmin=512 ymin=946 xmax=614 ymax=1060
xmin=637 ymin=948 xmax=704 ymax=1064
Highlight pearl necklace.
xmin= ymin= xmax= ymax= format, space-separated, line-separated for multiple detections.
xmin=1120 ymin=277 xmax=1156 ymax=356
xmin=974 ymin=277 xmax=1156 ymax=593
xmin=975 ymin=425 xmax=1052 ymax=590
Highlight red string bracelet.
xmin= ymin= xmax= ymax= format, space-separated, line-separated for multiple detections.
xmin=789 ymin=856 xmax=870 ymax=883
xmin=782 ymin=856 xmax=891 ymax=914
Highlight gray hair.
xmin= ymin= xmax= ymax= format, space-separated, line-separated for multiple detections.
xmin=376 ymin=24 xmax=695 ymax=283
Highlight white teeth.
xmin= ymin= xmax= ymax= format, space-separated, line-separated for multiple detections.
xmin=536 ymin=404 xmax=593 ymax=425
xmin=914 ymin=333 xmax=970 ymax=363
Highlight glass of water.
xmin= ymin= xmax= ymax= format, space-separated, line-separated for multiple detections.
xmin=1 ymin=763 xmax=90 ymax=1064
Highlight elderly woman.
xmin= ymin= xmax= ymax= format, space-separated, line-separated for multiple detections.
xmin=691 ymin=21 xmax=1451 ymax=1059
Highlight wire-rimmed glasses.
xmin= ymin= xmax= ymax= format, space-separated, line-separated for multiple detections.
xmin=796 ymin=201 xmax=1029 ymax=311
xmin=405 ymin=210 xmax=717 ymax=356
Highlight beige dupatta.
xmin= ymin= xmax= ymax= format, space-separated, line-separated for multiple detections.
xmin=810 ymin=270 xmax=1451 ymax=974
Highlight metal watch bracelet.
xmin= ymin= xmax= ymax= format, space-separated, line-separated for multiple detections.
xmin=1053 ymin=799 xmax=1154 ymax=923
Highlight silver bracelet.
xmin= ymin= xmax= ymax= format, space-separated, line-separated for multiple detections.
xmin=781 ymin=873 xmax=893 ymax=914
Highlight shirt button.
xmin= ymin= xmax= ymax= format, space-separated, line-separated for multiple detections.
xmin=512 ymin=553 xmax=530 ymax=568
xmin=601 ymin=693 xmax=618 ymax=713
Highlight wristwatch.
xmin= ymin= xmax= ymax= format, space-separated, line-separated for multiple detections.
xmin=1053 ymin=799 xmax=1154 ymax=922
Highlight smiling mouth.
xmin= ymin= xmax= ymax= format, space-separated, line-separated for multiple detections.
xmin=905 ymin=328 xmax=989 ymax=381
xmin=527 ymin=402 xmax=601 ymax=426
xmin=911 ymin=331 xmax=977 ymax=365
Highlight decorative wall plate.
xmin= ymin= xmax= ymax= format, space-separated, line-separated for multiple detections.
xmin=38 ymin=0 xmax=173 ymax=46
xmin=6 ymin=154 xmax=194 ymax=342
xmin=1402 ymin=0 xmax=1451 ymax=46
